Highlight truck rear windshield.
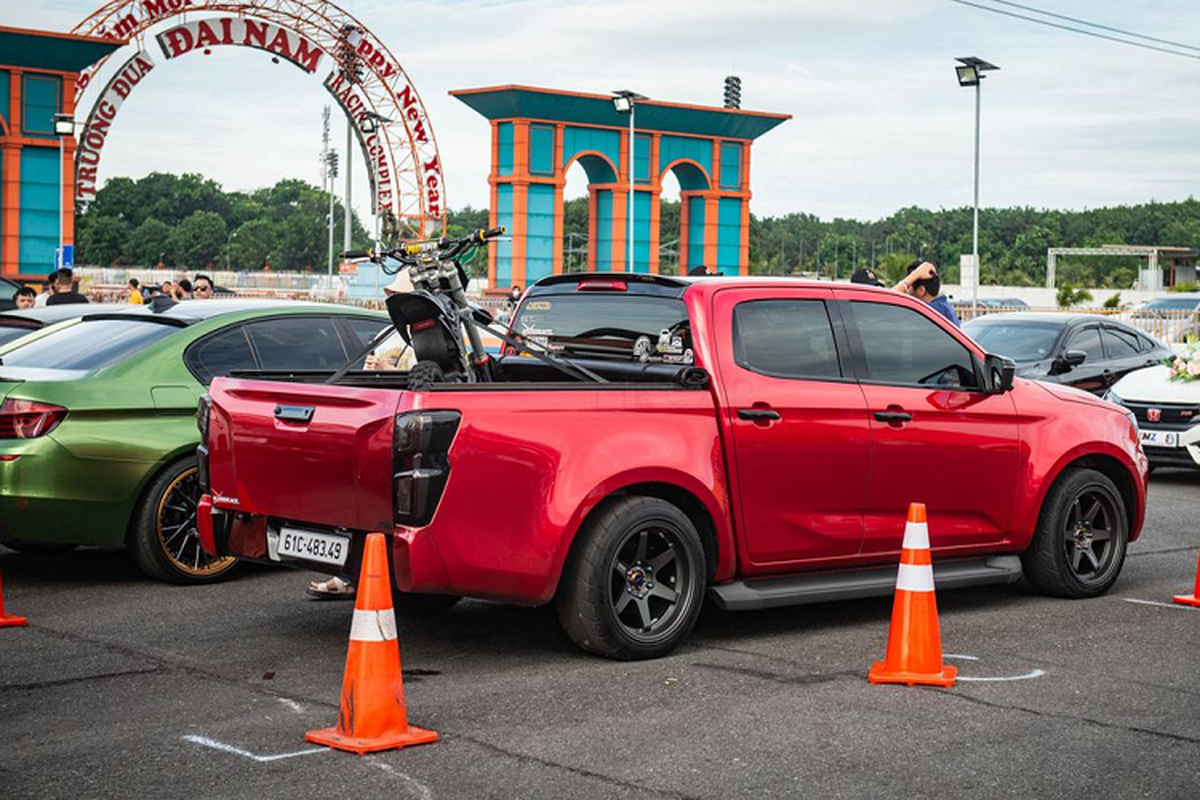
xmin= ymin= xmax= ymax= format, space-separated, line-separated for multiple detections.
xmin=0 ymin=319 xmax=178 ymax=371
xmin=510 ymin=294 xmax=691 ymax=362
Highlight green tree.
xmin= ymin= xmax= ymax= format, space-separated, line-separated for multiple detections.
xmin=127 ymin=217 xmax=173 ymax=266
xmin=170 ymin=210 xmax=228 ymax=269
xmin=76 ymin=215 xmax=129 ymax=266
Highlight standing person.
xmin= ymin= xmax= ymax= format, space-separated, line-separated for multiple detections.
xmin=161 ymin=280 xmax=175 ymax=299
xmin=15 ymin=286 xmax=36 ymax=310
xmin=34 ymin=271 xmax=57 ymax=307
xmin=893 ymin=260 xmax=960 ymax=328
xmin=175 ymin=278 xmax=193 ymax=300
xmin=127 ymin=278 xmax=144 ymax=305
xmin=46 ymin=269 xmax=89 ymax=306
xmin=192 ymin=274 xmax=215 ymax=299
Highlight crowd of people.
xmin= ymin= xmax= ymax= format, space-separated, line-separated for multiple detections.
xmin=11 ymin=269 xmax=220 ymax=309
xmin=124 ymin=273 xmax=216 ymax=304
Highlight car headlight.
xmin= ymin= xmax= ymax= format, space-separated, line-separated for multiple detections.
xmin=1102 ymin=388 xmax=1123 ymax=405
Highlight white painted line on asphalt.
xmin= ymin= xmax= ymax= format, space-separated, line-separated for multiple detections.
xmin=367 ymin=759 xmax=435 ymax=800
xmin=944 ymin=653 xmax=1046 ymax=681
xmin=1123 ymin=598 xmax=1194 ymax=611
xmin=182 ymin=734 xmax=328 ymax=762
xmin=957 ymin=669 xmax=1047 ymax=683
xmin=277 ymin=697 xmax=305 ymax=713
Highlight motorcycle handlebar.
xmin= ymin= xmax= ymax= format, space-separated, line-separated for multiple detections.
xmin=341 ymin=249 xmax=373 ymax=260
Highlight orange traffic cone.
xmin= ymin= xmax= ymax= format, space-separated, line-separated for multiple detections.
xmin=306 ymin=532 xmax=438 ymax=754
xmin=1173 ymin=546 xmax=1200 ymax=608
xmin=0 ymin=561 xmax=28 ymax=628
xmin=868 ymin=503 xmax=956 ymax=688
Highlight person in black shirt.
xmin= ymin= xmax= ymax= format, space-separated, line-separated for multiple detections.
xmin=45 ymin=268 xmax=89 ymax=306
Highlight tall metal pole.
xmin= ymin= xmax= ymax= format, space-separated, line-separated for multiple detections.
xmin=344 ymin=118 xmax=353 ymax=256
xmin=58 ymin=135 xmax=65 ymax=263
xmin=972 ymin=79 xmax=981 ymax=309
xmin=327 ymin=172 xmax=335 ymax=279
xmin=627 ymin=103 xmax=635 ymax=272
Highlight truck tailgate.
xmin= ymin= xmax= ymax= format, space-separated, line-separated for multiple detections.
xmin=207 ymin=378 xmax=400 ymax=532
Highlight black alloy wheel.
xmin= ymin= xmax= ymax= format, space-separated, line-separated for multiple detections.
xmin=557 ymin=496 xmax=706 ymax=660
xmin=1022 ymin=467 xmax=1129 ymax=598
xmin=131 ymin=459 xmax=238 ymax=584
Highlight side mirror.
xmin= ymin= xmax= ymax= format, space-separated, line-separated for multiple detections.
xmin=1053 ymin=349 xmax=1087 ymax=374
xmin=984 ymin=353 xmax=1016 ymax=394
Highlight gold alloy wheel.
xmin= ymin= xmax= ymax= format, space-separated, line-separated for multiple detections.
xmin=155 ymin=466 xmax=236 ymax=578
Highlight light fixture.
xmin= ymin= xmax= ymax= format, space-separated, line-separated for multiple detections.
xmin=52 ymin=113 xmax=74 ymax=136
xmin=954 ymin=56 xmax=998 ymax=86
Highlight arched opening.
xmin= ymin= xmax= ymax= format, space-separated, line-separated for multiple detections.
xmin=560 ymin=151 xmax=617 ymax=273
xmin=660 ymin=159 xmax=710 ymax=275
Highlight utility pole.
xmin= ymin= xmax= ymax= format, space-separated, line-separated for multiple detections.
xmin=322 ymin=106 xmax=335 ymax=278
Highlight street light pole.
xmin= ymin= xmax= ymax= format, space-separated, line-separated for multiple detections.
xmin=956 ymin=57 xmax=998 ymax=310
xmin=51 ymin=113 xmax=74 ymax=268
xmin=612 ymin=90 xmax=647 ymax=272
xmin=628 ymin=102 xmax=635 ymax=271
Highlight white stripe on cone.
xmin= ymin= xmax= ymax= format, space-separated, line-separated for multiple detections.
xmin=901 ymin=521 xmax=930 ymax=551
xmin=349 ymin=609 xmax=398 ymax=642
xmin=895 ymin=562 xmax=936 ymax=592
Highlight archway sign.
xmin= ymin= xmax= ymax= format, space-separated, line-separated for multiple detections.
xmin=72 ymin=0 xmax=445 ymax=238
xmin=451 ymin=85 xmax=789 ymax=288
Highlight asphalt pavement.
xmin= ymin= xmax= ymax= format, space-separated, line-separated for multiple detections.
xmin=2 ymin=470 xmax=1198 ymax=799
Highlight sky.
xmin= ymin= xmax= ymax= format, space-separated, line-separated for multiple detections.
xmin=12 ymin=0 xmax=1200 ymax=224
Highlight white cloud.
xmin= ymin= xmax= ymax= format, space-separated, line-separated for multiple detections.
xmin=9 ymin=0 xmax=1200 ymax=224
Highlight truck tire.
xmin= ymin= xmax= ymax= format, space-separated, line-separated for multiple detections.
xmin=556 ymin=496 xmax=706 ymax=660
xmin=129 ymin=458 xmax=239 ymax=585
xmin=1021 ymin=467 xmax=1128 ymax=598
xmin=407 ymin=361 xmax=445 ymax=391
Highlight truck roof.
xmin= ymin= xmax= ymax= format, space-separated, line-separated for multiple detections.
xmin=526 ymin=272 xmax=889 ymax=300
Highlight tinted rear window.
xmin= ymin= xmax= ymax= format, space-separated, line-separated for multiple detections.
xmin=511 ymin=294 xmax=690 ymax=361
xmin=963 ymin=319 xmax=1062 ymax=363
xmin=0 ymin=319 xmax=178 ymax=370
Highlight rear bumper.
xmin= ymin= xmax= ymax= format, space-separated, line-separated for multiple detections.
xmin=0 ymin=438 xmax=146 ymax=546
xmin=199 ymin=496 xmax=454 ymax=591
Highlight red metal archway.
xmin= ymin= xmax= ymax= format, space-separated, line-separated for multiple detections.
xmin=72 ymin=0 xmax=445 ymax=237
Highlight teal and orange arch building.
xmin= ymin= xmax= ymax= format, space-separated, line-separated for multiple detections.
xmin=452 ymin=85 xmax=789 ymax=288
xmin=0 ymin=26 xmax=123 ymax=281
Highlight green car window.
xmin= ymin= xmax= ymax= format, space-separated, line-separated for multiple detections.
xmin=0 ymin=319 xmax=178 ymax=370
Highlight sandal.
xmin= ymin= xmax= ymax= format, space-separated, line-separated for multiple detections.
xmin=305 ymin=575 xmax=356 ymax=600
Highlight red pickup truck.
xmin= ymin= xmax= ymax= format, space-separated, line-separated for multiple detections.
xmin=198 ymin=274 xmax=1148 ymax=659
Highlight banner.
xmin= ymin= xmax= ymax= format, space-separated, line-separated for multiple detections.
xmin=75 ymin=50 xmax=156 ymax=202
xmin=156 ymin=17 xmax=326 ymax=74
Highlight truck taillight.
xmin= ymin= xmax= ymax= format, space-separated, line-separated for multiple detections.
xmin=0 ymin=399 xmax=67 ymax=439
xmin=197 ymin=393 xmax=211 ymax=439
xmin=393 ymin=410 xmax=460 ymax=527
xmin=196 ymin=394 xmax=212 ymax=493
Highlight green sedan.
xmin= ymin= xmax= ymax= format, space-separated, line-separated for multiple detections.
xmin=0 ymin=299 xmax=390 ymax=583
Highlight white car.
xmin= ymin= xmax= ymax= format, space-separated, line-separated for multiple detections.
xmin=1106 ymin=365 xmax=1200 ymax=470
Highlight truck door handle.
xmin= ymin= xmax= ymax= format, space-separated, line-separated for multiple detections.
xmin=873 ymin=411 xmax=912 ymax=423
xmin=737 ymin=408 xmax=781 ymax=421
xmin=274 ymin=404 xmax=315 ymax=423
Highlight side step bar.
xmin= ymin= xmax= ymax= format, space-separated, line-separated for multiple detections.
xmin=708 ymin=555 xmax=1024 ymax=612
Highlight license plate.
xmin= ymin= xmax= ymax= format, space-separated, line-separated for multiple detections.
xmin=277 ymin=527 xmax=349 ymax=567
xmin=1140 ymin=430 xmax=1181 ymax=448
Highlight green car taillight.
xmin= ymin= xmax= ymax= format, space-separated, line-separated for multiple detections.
xmin=393 ymin=410 xmax=460 ymax=527
xmin=0 ymin=399 xmax=67 ymax=439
